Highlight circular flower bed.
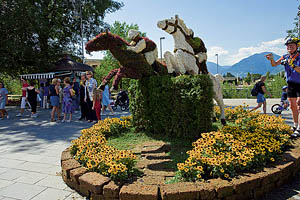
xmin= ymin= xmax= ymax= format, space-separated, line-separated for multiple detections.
xmin=70 ymin=116 xmax=137 ymax=182
xmin=177 ymin=105 xmax=292 ymax=181
xmin=63 ymin=106 xmax=298 ymax=199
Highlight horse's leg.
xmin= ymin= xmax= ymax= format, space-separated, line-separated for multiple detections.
xmin=174 ymin=50 xmax=187 ymax=74
xmin=111 ymin=68 xmax=124 ymax=90
xmin=164 ymin=51 xmax=177 ymax=73
xmin=99 ymin=68 xmax=119 ymax=90
xmin=185 ymin=53 xmax=199 ymax=74
xmin=209 ymin=74 xmax=226 ymax=125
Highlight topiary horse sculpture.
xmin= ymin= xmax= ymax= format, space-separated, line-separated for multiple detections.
xmin=85 ymin=32 xmax=168 ymax=90
xmin=157 ymin=15 xmax=226 ymax=125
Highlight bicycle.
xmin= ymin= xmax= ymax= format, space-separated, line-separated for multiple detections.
xmin=271 ymin=102 xmax=289 ymax=114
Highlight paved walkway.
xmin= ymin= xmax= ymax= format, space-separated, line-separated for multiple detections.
xmin=0 ymin=106 xmax=129 ymax=200
xmin=0 ymin=99 xmax=299 ymax=200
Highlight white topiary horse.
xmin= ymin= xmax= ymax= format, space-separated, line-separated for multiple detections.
xmin=157 ymin=15 xmax=226 ymax=124
xmin=157 ymin=15 xmax=198 ymax=75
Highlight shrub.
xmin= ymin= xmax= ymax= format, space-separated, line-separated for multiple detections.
xmin=128 ymin=75 xmax=214 ymax=140
xmin=70 ymin=117 xmax=136 ymax=182
xmin=177 ymin=107 xmax=292 ymax=181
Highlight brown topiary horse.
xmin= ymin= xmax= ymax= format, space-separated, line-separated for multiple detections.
xmin=86 ymin=32 xmax=168 ymax=90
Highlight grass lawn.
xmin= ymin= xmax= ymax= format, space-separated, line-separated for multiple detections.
xmin=107 ymin=122 xmax=220 ymax=170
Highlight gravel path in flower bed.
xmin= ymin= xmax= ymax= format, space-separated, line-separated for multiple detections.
xmin=133 ymin=141 xmax=176 ymax=185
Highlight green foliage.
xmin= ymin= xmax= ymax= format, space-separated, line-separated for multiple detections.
xmin=0 ymin=0 xmax=123 ymax=77
xmin=243 ymin=73 xmax=261 ymax=85
xmin=223 ymin=72 xmax=235 ymax=78
xmin=222 ymin=83 xmax=254 ymax=99
xmin=265 ymin=75 xmax=287 ymax=97
xmin=128 ymin=75 xmax=214 ymax=140
xmin=94 ymin=21 xmax=145 ymax=90
xmin=0 ymin=74 xmax=21 ymax=95
xmin=223 ymin=74 xmax=287 ymax=98
xmin=286 ymin=15 xmax=299 ymax=39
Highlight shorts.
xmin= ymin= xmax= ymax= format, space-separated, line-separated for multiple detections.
xmin=287 ymin=82 xmax=300 ymax=98
xmin=0 ymin=100 xmax=6 ymax=109
xmin=50 ymin=96 xmax=59 ymax=107
xmin=257 ymin=93 xmax=266 ymax=103
xmin=21 ymin=97 xmax=27 ymax=109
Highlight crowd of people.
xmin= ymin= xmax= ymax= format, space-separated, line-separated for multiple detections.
xmin=0 ymin=71 xmax=115 ymax=123
xmin=0 ymin=38 xmax=300 ymax=138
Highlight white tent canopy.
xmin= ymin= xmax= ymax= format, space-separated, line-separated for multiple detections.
xmin=19 ymin=71 xmax=84 ymax=80
xmin=20 ymin=73 xmax=55 ymax=80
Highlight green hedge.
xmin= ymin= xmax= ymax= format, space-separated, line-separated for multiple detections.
xmin=128 ymin=75 xmax=214 ymax=140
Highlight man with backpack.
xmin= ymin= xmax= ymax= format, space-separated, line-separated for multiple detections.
xmin=251 ymin=76 xmax=272 ymax=114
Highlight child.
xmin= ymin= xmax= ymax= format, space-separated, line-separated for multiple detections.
xmin=281 ymin=86 xmax=289 ymax=110
xmin=92 ymin=89 xmax=102 ymax=121
xmin=0 ymin=82 xmax=9 ymax=119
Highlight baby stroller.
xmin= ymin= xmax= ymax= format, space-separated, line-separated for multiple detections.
xmin=112 ymin=90 xmax=129 ymax=111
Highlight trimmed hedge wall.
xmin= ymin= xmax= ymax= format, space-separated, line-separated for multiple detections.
xmin=128 ymin=75 xmax=214 ymax=139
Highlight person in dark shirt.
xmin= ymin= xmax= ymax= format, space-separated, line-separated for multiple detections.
xmin=251 ymin=76 xmax=272 ymax=114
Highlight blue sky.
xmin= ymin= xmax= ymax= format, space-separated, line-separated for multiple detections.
xmin=85 ymin=0 xmax=299 ymax=66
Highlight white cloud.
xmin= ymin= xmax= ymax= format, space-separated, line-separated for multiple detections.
xmin=207 ymin=38 xmax=286 ymax=66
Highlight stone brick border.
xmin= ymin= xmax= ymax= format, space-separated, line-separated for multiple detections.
xmin=61 ymin=139 xmax=300 ymax=200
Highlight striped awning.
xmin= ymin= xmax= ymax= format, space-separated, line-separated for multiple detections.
xmin=20 ymin=73 xmax=56 ymax=80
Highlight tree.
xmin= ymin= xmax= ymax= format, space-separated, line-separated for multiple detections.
xmin=286 ymin=4 xmax=299 ymax=39
xmin=94 ymin=21 xmax=146 ymax=89
xmin=0 ymin=0 xmax=123 ymax=77
xmin=223 ymin=72 xmax=235 ymax=78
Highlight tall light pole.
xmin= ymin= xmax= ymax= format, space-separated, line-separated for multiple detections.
xmin=298 ymin=5 xmax=300 ymax=40
xmin=79 ymin=1 xmax=84 ymax=63
xmin=215 ymin=54 xmax=219 ymax=74
xmin=160 ymin=37 xmax=165 ymax=62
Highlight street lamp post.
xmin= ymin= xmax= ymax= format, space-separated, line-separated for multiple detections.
xmin=160 ymin=37 xmax=165 ymax=62
xmin=215 ymin=54 xmax=219 ymax=74
xmin=79 ymin=1 xmax=84 ymax=63
xmin=298 ymin=5 xmax=300 ymax=40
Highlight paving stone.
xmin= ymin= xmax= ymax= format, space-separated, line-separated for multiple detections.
xmin=0 ymin=169 xmax=24 ymax=181
xmin=0 ymin=182 xmax=46 ymax=200
xmin=16 ymin=162 xmax=53 ymax=173
xmin=0 ymin=179 xmax=14 ymax=189
xmin=11 ymin=171 xmax=47 ymax=185
xmin=0 ymin=159 xmax=26 ymax=169
xmin=30 ymin=187 xmax=71 ymax=200
xmin=35 ymin=175 xmax=68 ymax=190
xmin=0 ymin=197 xmax=19 ymax=200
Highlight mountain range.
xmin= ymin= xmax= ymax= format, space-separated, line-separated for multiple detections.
xmin=207 ymin=52 xmax=285 ymax=77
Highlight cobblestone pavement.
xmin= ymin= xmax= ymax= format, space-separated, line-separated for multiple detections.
xmin=0 ymin=99 xmax=298 ymax=200
xmin=0 ymin=106 xmax=129 ymax=200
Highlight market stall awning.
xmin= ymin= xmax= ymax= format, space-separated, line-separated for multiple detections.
xmin=51 ymin=57 xmax=95 ymax=72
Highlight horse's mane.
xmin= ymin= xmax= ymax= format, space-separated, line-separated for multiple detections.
xmin=86 ymin=32 xmax=130 ymax=52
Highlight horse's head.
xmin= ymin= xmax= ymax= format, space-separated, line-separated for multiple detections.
xmin=157 ymin=15 xmax=193 ymax=36
xmin=85 ymin=32 xmax=130 ymax=53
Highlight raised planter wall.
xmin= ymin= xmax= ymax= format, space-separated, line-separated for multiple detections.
xmin=61 ymin=139 xmax=300 ymax=200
